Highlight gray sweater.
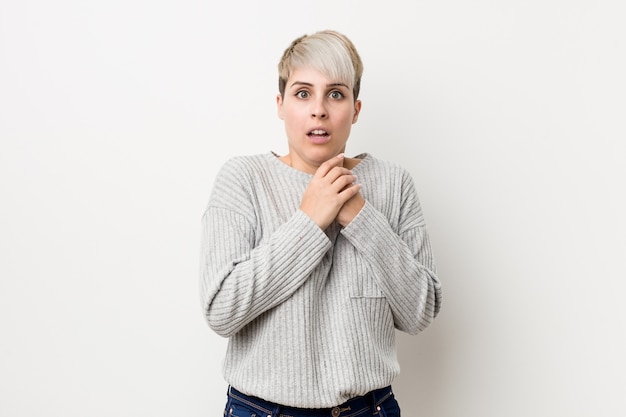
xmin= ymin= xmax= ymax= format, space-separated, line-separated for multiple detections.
xmin=200 ymin=152 xmax=442 ymax=408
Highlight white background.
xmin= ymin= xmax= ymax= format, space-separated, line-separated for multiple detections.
xmin=1 ymin=1 xmax=625 ymax=416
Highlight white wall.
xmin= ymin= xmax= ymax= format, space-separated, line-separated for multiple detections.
xmin=1 ymin=1 xmax=625 ymax=416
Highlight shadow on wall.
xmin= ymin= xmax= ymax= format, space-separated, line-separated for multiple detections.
xmin=394 ymin=323 xmax=447 ymax=416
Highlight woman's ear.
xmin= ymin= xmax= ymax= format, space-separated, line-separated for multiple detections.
xmin=352 ymin=100 xmax=362 ymax=124
xmin=276 ymin=94 xmax=285 ymax=120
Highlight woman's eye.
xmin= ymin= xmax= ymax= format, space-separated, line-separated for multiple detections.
xmin=296 ymin=91 xmax=309 ymax=99
xmin=329 ymin=90 xmax=344 ymax=99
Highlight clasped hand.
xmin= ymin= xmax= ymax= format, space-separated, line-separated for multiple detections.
xmin=299 ymin=154 xmax=365 ymax=230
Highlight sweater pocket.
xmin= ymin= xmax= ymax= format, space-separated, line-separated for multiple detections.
xmin=349 ymin=271 xmax=386 ymax=299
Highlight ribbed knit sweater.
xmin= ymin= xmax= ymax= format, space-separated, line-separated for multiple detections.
xmin=199 ymin=152 xmax=442 ymax=408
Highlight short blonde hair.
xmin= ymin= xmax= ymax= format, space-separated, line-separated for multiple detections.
xmin=278 ymin=30 xmax=363 ymax=100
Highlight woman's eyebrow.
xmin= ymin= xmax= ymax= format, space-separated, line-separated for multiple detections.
xmin=289 ymin=81 xmax=313 ymax=88
xmin=327 ymin=82 xmax=349 ymax=89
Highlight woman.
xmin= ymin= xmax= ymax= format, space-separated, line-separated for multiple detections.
xmin=200 ymin=29 xmax=442 ymax=417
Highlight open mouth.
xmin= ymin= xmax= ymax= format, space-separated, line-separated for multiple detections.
xmin=307 ymin=129 xmax=329 ymax=137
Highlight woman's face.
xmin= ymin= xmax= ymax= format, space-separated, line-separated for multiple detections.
xmin=277 ymin=66 xmax=361 ymax=174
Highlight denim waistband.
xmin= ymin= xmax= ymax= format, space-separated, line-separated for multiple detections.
xmin=227 ymin=385 xmax=393 ymax=417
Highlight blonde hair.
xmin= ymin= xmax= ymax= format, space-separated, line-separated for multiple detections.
xmin=278 ymin=30 xmax=363 ymax=100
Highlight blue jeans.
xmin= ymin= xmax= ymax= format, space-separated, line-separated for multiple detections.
xmin=224 ymin=386 xmax=401 ymax=417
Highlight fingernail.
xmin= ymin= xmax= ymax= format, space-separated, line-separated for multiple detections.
xmin=337 ymin=153 xmax=345 ymax=158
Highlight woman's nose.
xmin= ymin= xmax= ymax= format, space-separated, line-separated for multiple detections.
xmin=310 ymin=99 xmax=328 ymax=119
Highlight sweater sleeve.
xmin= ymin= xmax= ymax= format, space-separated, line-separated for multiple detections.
xmin=340 ymin=172 xmax=442 ymax=335
xmin=199 ymin=162 xmax=332 ymax=338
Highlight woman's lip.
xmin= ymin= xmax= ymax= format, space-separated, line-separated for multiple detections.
xmin=308 ymin=127 xmax=329 ymax=134
xmin=307 ymin=133 xmax=331 ymax=145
